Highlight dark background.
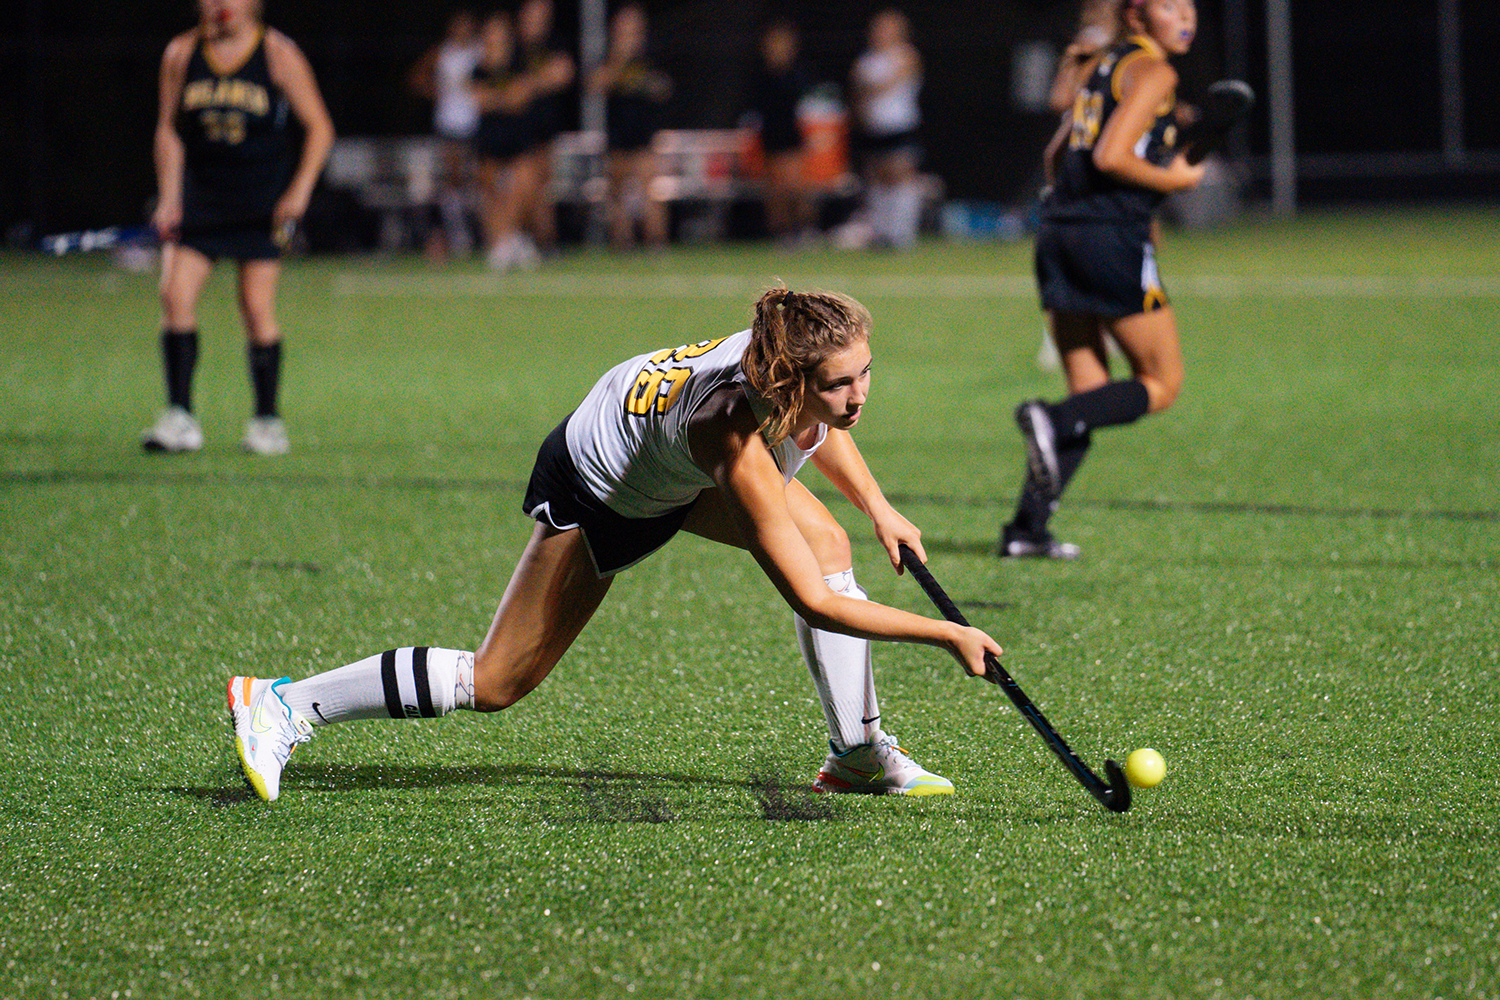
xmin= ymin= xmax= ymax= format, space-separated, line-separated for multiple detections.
xmin=4 ymin=0 xmax=1498 ymax=236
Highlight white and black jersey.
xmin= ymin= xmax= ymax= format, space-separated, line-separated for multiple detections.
xmin=566 ymin=330 xmax=826 ymax=519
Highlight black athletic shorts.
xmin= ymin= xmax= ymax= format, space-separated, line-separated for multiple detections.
xmin=474 ymin=114 xmax=533 ymax=162
xmin=522 ymin=416 xmax=699 ymax=578
xmin=1034 ymin=217 xmax=1168 ymax=318
xmin=178 ymin=219 xmax=283 ymax=261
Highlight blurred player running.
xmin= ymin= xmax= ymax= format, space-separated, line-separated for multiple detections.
xmin=143 ymin=0 xmax=333 ymax=455
xmin=227 ymin=288 xmax=1003 ymax=802
xmin=1001 ymin=0 xmax=1204 ymax=559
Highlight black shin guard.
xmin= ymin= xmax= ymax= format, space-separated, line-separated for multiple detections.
xmin=248 ymin=342 xmax=282 ymax=418
xmin=1006 ymin=433 xmax=1092 ymax=540
xmin=1048 ymin=380 xmax=1149 ymax=442
xmin=162 ymin=329 xmax=199 ymax=411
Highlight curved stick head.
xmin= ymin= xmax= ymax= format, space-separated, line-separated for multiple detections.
xmin=1098 ymin=759 xmax=1133 ymax=813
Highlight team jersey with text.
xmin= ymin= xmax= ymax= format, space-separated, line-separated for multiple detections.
xmin=566 ymin=330 xmax=827 ymax=518
xmin=175 ymin=31 xmax=294 ymax=224
xmin=1044 ymin=35 xmax=1178 ymax=225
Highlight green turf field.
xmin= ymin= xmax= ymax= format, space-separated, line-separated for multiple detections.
xmin=3 ymin=206 xmax=1498 ymax=999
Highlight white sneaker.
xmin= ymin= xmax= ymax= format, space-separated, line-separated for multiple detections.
xmin=242 ymin=416 xmax=289 ymax=455
xmin=140 ymin=406 xmax=203 ymax=453
xmin=813 ymin=733 xmax=954 ymax=796
xmin=227 ymin=676 xmax=313 ymax=801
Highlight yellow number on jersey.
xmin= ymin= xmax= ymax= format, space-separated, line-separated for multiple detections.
xmin=625 ymin=337 xmax=726 ymax=417
xmin=626 ymin=366 xmax=691 ymax=416
xmin=201 ymin=109 xmax=246 ymax=145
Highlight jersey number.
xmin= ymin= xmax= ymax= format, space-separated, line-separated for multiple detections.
xmin=623 ymin=337 xmax=726 ymax=417
xmin=200 ymin=109 xmax=247 ymax=145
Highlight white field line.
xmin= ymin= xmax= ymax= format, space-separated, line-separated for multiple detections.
xmin=330 ymin=270 xmax=1500 ymax=300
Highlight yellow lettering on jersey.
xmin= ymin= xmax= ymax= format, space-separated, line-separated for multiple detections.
xmin=182 ymin=78 xmax=269 ymax=116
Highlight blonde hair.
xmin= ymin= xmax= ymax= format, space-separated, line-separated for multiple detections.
xmin=742 ymin=286 xmax=872 ymax=444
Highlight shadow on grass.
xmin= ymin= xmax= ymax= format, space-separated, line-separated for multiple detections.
xmin=162 ymin=764 xmax=846 ymax=823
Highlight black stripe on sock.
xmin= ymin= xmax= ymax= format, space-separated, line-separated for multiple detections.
xmin=411 ymin=646 xmax=436 ymax=718
xmin=380 ymin=649 xmax=404 ymax=720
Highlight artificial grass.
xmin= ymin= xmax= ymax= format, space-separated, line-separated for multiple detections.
xmin=2 ymin=206 xmax=1497 ymax=999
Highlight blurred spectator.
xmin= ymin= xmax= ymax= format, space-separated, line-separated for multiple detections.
xmin=850 ymin=8 xmax=923 ymax=250
xmin=470 ymin=11 xmax=539 ymax=270
xmin=589 ymin=4 xmax=673 ymax=250
xmin=751 ymin=19 xmax=815 ymax=248
xmin=407 ymin=8 xmax=482 ymax=260
xmin=515 ymin=0 xmax=575 ymax=257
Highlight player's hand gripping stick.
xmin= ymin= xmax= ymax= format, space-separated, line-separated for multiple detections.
xmin=897 ymin=544 xmax=1131 ymax=814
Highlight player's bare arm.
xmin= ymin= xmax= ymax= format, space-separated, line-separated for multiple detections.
xmin=152 ymin=32 xmax=195 ymax=239
xmin=266 ymin=30 xmax=334 ymax=228
xmin=1093 ymin=59 xmax=1203 ymax=193
xmin=809 ymin=429 xmax=927 ymax=571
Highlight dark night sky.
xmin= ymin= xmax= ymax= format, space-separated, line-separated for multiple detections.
xmin=4 ymin=1 xmax=1497 ymax=234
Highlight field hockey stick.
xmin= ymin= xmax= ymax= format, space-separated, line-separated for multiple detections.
xmin=1177 ymin=79 xmax=1255 ymax=165
xmin=897 ymin=544 xmax=1131 ymax=813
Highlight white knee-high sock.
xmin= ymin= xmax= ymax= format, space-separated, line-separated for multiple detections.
xmin=795 ymin=569 xmax=881 ymax=753
xmin=279 ymin=647 xmax=475 ymax=726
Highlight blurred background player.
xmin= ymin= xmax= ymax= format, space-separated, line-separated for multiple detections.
xmin=227 ymin=287 xmax=1005 ymax=803
xmin=515 ymin=0 xmax=575 ymax=260
xmin=1037 ymin=0 xmax=1127 ymax=371
xmin=750 ymin=19 xmax=814 ymax=249
xmin=589 ymin=4 xmax=672 ymax=251
xmin=144 ymin=0 xmax=333 ymax=455
xmin=470 ymin=11 xmax=541 ymax=271
xmin=850 ymin=8 xmax=923 ymax=251
xmin=756 ymin=20 xmax=816 ymax=250
xmin=1001 ymin=0 xmax=1204 ymax=559
xmin=406 ymin=8 xmax=482 ymax=261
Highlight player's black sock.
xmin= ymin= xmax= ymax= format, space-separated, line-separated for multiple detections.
xmin=1006 ymin=433 xmax=1091 ymax=539
xmin=162 ymin=329 xmax=199 ymax=411
xmin=1047 ymin=380 xmax=1149 ymax=443
xmin=248 ymin=342 xmax=282 ymax=418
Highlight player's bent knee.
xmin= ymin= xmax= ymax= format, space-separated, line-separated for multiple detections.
xmin=803 ymin=519 xmax=851 ymax=574
xmin=1148 ymin=373 xmax=1184 ymax=413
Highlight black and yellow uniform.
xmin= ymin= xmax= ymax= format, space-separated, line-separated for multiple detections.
xmin=605 ymin=58 xmax=671 ymax=153
xmin=176 ymin=31 xmax=294 ymax=259
xmin=472 ymin=61 xmax=531 ymax=161
xmin=1034 ymin=34 xmax=1178 ymax=318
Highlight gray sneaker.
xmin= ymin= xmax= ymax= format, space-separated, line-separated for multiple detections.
xmin=242 ymin=416 xmax=289 ymax=456
xmin=141 ymin=406 xmax=204 ymax=453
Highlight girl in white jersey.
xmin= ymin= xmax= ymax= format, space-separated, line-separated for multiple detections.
xmin=408 ymin=9 xmax=482 ymax=259
xmin=227 ymin=288 xmax=1004 ymax=802
xmin=851 ymin=8 xmax=923 ymax=250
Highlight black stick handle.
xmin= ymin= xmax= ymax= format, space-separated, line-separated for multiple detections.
xmin=899 ymin=544 xmax=1000 ymax=684
xmin=895 ymin=543 xmax=1131 ymax=813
